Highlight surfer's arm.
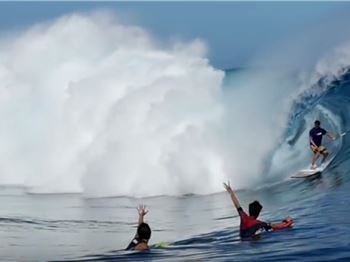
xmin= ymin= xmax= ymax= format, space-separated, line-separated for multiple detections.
xmin=310 ymin=136 xmax=317 ymax=147
xmin=270 ymin=217 xmax=294 ymax=230
xmin=223 ymin=181 xmax=241 ymax=210
xmin=326 ymin=132 xmax=336 ymax=140
xmin=137 ymin=205 xmax=148 ymax=225
xmin=320 ymin=128 xmax=335 ymax=140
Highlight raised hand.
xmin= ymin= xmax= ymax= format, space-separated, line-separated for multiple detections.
xmin=223 ymin=181 xmax=233 ymax=193
xmin=223 ymin=181 xmax=241 ymax=209
xmin=137 ymin=204 xmax=149 ymax=217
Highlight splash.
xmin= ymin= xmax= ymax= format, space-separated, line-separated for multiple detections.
xmin=0 ymin=12 xmax=233 ymax=197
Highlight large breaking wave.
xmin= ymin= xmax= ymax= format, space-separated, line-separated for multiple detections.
xmin=0 ymin=11 xmax=350 ymax=197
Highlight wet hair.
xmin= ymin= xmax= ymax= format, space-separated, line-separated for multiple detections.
xmin=137 ymin=223 xmax=151 ymax=241
xmin=314 ymin=120 xmax=321 ymax=126
xmin=249 ymin=201 xmax=263 ymax=218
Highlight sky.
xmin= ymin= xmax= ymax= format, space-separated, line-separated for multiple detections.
xmin=0 ymin=1 xmax=349 ymax=69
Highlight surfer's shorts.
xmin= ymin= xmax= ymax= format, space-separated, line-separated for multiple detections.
xmin=310 ymin=145 xmax=328 ymax=155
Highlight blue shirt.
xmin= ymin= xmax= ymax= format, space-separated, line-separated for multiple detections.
xmin=309 ymin=127 xmax=327 ymax=146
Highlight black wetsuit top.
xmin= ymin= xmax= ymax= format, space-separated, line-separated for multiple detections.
xmin=309 ymin=127 xmax=327 ymax=146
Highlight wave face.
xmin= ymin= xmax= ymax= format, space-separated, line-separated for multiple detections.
xmin=1 ymin=12 xmax=350 ymax=198
xmin=266 ymin=49 xmax=350 ymax=181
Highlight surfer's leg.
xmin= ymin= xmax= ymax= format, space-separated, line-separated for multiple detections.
xmin=311 ymin=152 xmax=320 ymax=169
xmin=321 ymin=152 xmax=329 ymax=164
xmin=319 ymin=146 xmax=329 ymax=164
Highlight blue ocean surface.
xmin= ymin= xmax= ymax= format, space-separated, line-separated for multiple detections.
xmin=1 ymin=68 xmax=350 ymax=261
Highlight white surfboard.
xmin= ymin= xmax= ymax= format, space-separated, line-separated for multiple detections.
xmin=291 ymin=156 xmax=335 ymax=178
xmin=291 ymin=167 xmax=323 ymax=178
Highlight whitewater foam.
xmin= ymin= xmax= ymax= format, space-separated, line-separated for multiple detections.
xmin=0 ymin=12 xmax=231 ymax=197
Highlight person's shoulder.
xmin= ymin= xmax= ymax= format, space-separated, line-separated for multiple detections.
xmin=237 ymin=207 xmax=248 ymax=218
xmin=237 ymin=206 xmax=245 ymax=214
xmin=135 ymin=242 xmax=149 ymax=251
xmin=237 ymin=206 xmax=244 ymax=212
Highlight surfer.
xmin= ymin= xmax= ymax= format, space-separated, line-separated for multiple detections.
xmin=309 ymin=120 xmax=336 ymax=169
xmin=126 ymin=205 xmax=151 ymax=251
xmin=223 ymin=181 xmax=294 ymax=239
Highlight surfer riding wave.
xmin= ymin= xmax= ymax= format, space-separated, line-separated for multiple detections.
xmin=309 ymin=120 xmax=336 ymax=169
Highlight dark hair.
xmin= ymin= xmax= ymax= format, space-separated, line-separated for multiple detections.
xmin=249 ymin=201 xmax=263 ymax=218
xmin=314 ymin=120 xmax=321 ymax=126
xmin=137 ymin=223 xmax=151 ymax=240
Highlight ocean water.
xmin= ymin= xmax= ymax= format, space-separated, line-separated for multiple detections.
xmin=1 ymin=164 xmax=350 ymax=261
xmin=1 ymin=12 xmax=350 ymax=262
